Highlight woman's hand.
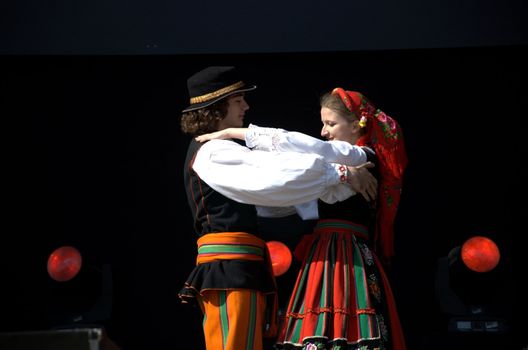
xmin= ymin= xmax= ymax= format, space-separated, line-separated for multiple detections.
xmin=195 ymin=128 xmax=248 ymax=143
xmin=195 ymin=129 xmax=230 ymax=143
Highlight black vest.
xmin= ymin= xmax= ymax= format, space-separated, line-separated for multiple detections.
xmin=183 ymin=139 xmax=259 ymax=237
xmin=318 ymin=147 xmax=379 ymax=229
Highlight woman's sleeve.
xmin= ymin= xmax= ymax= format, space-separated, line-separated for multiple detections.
xmin=192 ymin=139 xmax=353 ymax=207
xmin=245 ymin=124 xmax=366 ymax=165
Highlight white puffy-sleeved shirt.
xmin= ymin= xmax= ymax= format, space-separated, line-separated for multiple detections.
xmin=247 ymin=124 xmax=368 ymax=218
xmin=192 ymin=125 xmax=368 ymax=220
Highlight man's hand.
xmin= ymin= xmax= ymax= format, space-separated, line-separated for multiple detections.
xmin=346 ymin=162 xmax=377 ymax=202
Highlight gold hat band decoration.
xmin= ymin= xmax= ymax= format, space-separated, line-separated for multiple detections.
xmin=190 ymin=81 xmax=245 ymax=104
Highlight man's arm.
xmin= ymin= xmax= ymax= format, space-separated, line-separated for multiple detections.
xmin=193 ymin=139 xmax=355 ymax=207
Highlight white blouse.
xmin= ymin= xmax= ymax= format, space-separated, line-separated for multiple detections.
xmin=245 ymin=123 xmax=367 ymax=165
xmin=192 ymin=125 xmax=368 ymax=220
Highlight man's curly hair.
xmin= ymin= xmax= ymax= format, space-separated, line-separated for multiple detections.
xmin=180 ymin=99 xmax=229 ymax=136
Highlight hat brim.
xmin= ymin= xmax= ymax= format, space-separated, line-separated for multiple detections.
xmin=182 ymin=85 xmax=257 ymax=113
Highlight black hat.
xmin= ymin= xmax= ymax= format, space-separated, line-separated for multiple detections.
xmin=182 ymin=66 xmax=256 ymax=112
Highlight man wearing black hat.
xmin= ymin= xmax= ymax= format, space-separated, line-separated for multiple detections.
xmin=178 ymin=66 xmax=376 ymax=350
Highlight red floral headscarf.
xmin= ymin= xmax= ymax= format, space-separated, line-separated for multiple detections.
xmin=332 ymin=88 xmax=408 ymax=264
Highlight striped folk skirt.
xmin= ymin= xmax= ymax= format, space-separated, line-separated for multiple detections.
xmin=276 ymin=219 xmax=406 ymax=350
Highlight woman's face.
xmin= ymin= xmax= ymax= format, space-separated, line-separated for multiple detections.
xmin=320 ymin=106 xmax=359 ymax=144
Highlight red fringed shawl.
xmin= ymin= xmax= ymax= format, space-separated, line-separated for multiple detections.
xmin=332 ymin=88 xmax=408 ymax=264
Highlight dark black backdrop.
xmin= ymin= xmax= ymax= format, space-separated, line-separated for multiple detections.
xmin=2 ymin=0 xmax=527 ymax=54
xmin=2 ymin=46 xmax=528 ymax=349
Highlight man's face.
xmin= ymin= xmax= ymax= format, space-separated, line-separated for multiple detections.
xmin=217 ymin=93 xmax=249 ymax=130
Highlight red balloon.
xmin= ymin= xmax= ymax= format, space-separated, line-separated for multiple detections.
xmin=461 ymin=236 xmax=500 ymax=273
xmin=47 ymin=246 xmax=82 ymax=282
xmin=266 ymin=241 xmax=292 ymax=277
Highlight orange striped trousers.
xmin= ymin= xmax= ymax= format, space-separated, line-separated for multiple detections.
xmin=199 ymin=289 xmax=267 ymax=350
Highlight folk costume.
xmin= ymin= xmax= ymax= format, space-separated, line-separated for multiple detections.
xmin=242 ymin=90 xmax=408 ymax=350
xmin=178 ymin=67 xmax=360 ymax=350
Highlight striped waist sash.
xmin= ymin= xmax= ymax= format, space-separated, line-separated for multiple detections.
xmin=197 ymin=232 xmax=267 ymax=265
xmin=314 ymin=219 xmax=369 ymax=240
xmin=196 ymin=232 xmax=279 ymax=338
